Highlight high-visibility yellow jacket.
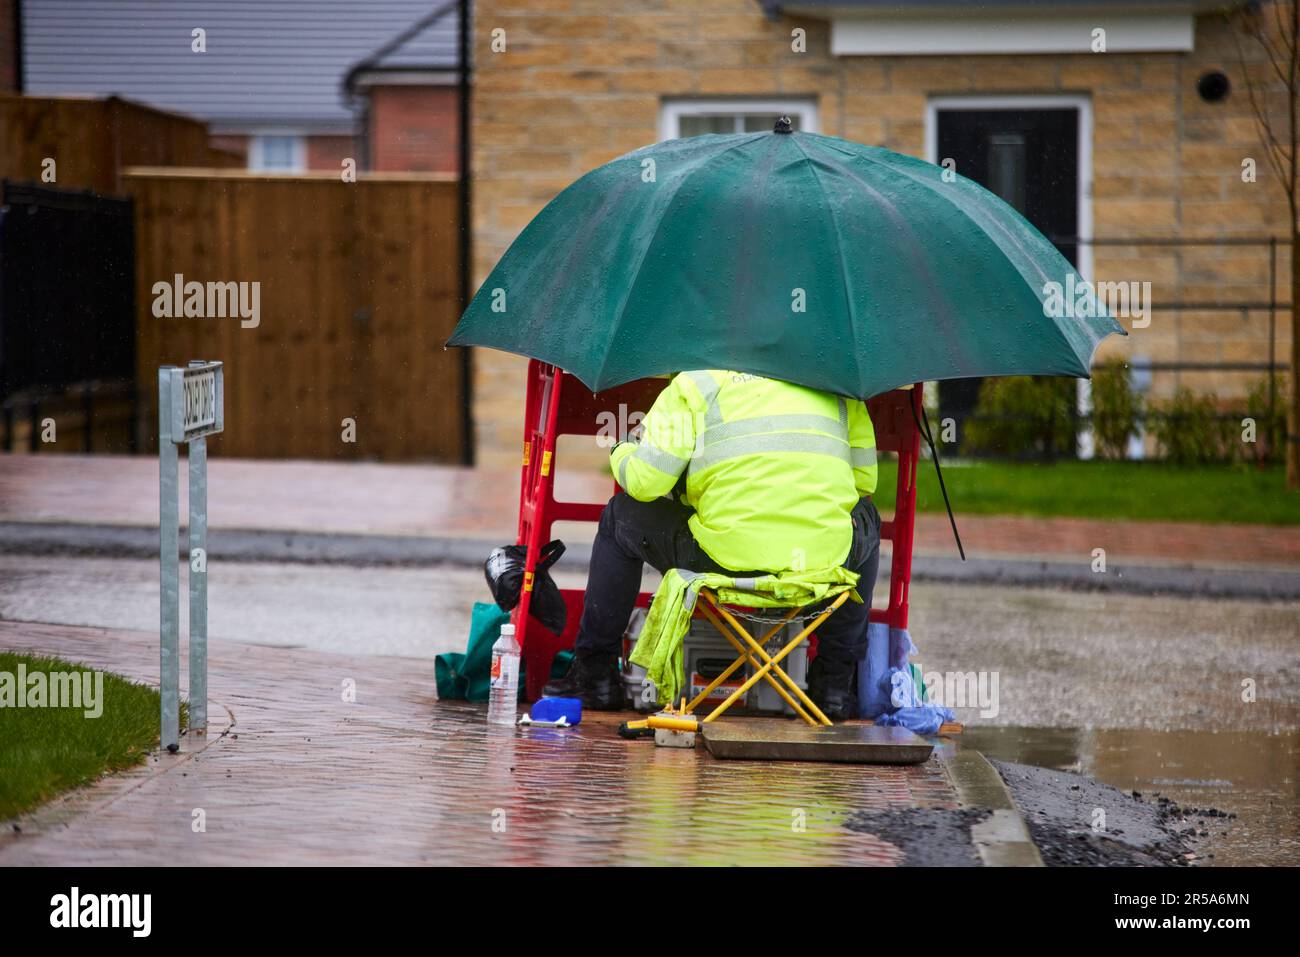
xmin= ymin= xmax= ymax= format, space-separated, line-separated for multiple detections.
xmin=609 ymin=370 xmax=878 ymax=573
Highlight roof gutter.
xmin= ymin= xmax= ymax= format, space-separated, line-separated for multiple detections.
xmin=348 ymin=68 xmax=460 ymax=88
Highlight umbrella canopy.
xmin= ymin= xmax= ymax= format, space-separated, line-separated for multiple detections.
xmin=448 ymin=123 xmax=1124 ymax=399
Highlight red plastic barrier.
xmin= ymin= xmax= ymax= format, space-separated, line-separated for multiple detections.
xmin=511 ymin=359 xmax=922 ymax=700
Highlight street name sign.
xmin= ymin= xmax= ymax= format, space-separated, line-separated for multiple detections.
xmin=158 ymin=361 xmax=224 ymax=751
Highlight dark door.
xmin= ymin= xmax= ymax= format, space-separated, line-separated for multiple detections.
xmin=934 ymin=107 xmax=1079 ymax=437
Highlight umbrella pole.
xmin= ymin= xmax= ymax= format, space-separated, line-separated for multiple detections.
xmin=912 ymin=397 xmax=965 ymax=561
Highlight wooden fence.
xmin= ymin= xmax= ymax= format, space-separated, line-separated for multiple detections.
xmin=126 ymin=169 xmax=466 ymax=462
xmin=1 ymin=95 xmax=240 ymax=194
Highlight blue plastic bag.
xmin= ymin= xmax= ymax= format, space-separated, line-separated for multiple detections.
xmin=856 ymin=622 xmax=917 ymax=719
xmin=876 ymin=705 xmax=955 ymax=736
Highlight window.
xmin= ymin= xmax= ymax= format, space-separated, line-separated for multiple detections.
xmin=659 ymin=99 xmax=819 ymax=141
xmin=249 ymin=134 xmax=306 ymax=172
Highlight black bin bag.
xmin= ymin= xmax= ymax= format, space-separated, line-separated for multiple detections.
xmin=484 ymin=539 xmax=568 ymax=634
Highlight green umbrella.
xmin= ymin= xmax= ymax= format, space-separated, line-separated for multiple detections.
xmin=448 ymin=121 xmax=1124 ymax=398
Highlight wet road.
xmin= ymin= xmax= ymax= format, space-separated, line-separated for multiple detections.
xmin=965 ymin=726 xmax=1298 ymax=866
xmin=3 ymin=554 xmax=1293 ymax=732
xmin=2 ymin=553 xmax=1296 ymax=863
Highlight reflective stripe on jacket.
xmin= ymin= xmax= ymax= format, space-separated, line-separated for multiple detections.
xmin=609 ymin=370 xmax=878 ymax=572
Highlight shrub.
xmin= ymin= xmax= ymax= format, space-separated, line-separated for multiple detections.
xmin=1241 ymin=374 xmax=1289 ymax=465
xmin=1090 ymin=360 xmax=1142 ymax=460
xmin=1149 ymin=388 xmax=1233 ymax=464
xmin=962 ymin=376 xmax=1077 ymax=459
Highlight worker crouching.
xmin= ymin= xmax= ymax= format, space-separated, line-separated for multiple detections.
xmin=545 ymin=369 xmax=881 ymax=720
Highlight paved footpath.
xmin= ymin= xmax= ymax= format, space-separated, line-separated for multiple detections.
xmin=3 ymin=453 xmax=1297 ymax=569
xmin=0 ymin=620 xmax=959 ymax=866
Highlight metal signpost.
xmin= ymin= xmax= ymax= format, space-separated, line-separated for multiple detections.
xmin=159 ymin=361 xmax=224 ymax=751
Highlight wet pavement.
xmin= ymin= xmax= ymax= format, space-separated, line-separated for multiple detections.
xmin=844 ymin=807 xmax=989 ymax=866
xmin=4 ymin=552 xmax=1294 ymax=864
xmin=0 ymin=620 xmax=957 ymax=866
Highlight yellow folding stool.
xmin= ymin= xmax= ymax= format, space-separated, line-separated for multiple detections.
xmin=682 ymin=586 xmax=852 ymax=727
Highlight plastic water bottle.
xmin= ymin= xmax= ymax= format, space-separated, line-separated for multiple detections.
xmin=487 ymin=623 xmax=520 ymax=726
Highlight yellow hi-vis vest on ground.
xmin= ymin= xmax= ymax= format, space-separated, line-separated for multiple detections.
xmin=609 ymin=370 xmax=878 ymax=573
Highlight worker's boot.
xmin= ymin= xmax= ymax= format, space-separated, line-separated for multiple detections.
xmin=807 ymin=655 xmax=857 ymax=721
xmin=543 ymin=652 xmax=625 ymax=711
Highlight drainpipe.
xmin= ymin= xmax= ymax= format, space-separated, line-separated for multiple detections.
xmin=12 ymin=0 xmax=23 ymax=92
xmin=457 ymin=0 xmax=475 ymax=466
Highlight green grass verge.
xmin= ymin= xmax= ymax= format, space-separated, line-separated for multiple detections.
xmin=873 ymin=460 xmax=1300 ymax=526
xmin=0 ymin=652 xmax=184 ymax=820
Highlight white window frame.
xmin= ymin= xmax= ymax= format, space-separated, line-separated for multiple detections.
xmin=659 ymin=98 xmax=820 ymax=142
xmin=925 ymin=94 xmax=1100 ymax=459
xmin=248 ymin=132 xmax=307 ymax=173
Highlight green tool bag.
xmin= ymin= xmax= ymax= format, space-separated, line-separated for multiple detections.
xmin=436 ymin=601 xmax=572 ymax=702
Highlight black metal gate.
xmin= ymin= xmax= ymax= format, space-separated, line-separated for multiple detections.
xmin=0 ymin=181 xmax=137 ymax=451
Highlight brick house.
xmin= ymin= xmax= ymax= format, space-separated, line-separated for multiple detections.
xmin=19 ymin=0 xmax=461 ymax=174
xmin=344 ymin=3 xmax=462 ymax=173
xmin=469 ymin=0 xmax=1293 ymax=467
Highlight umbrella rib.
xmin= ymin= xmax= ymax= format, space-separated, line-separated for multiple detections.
xmin=789 ymin=135 xmax=866 ymax=398
xmin=853 ymin=149 xmax=1057 ymax=292
xmin=588 ymin=134 xmax=767 ymax=390
xmin=813 ymin=146 xmax=977 ymax=380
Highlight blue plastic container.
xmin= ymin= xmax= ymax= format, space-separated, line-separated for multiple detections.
xmin=530 ymin=696 xmax=583 ymax=726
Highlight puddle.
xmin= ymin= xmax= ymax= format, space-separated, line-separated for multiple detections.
xmin=961 ymin=726 xmax=1299 ymax=866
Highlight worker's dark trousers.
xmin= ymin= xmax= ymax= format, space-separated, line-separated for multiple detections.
xmin=574 ymin=492 xmax=881 ymax=666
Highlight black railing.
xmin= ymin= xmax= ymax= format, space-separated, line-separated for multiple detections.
xmin=947 ymin=234 xmax=1292 ymax=462
xmin=0 ymin=180 xmax=137 ymax=453
xmin=1 ymin=379 xmax=139 ymax=453
xmin=1057 ymin=233 xmax=1291 ymax=425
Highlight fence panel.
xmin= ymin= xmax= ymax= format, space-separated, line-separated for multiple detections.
xmin=127 ymin=169 xmax=465 ymax=462
xmin=1 ymin=95 xmax=240 ymax=194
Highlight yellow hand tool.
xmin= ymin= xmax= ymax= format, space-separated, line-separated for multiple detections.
xmin=617 ymin=700 xmax=700 ymax=739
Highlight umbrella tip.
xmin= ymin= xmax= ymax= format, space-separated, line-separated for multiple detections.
xmin=773 ymin=116 xmax=793 ymax=134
